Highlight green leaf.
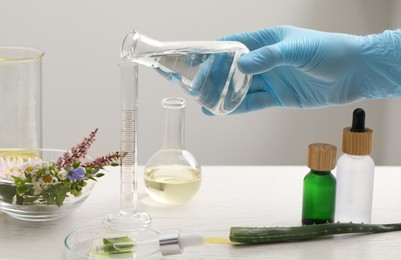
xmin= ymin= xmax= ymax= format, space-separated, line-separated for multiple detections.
xmin=16 ymin=186 xmax=26 ymax=196
xmin=55 ymin=191 xmax=67 ymax=206
xmin=0 ymin=184 xmax=16 ymax=203
xmin=23 ymin=195 xmax=40 ymax=204
xmin=72 ymin=161 xmax=81 ymax=168
xmin=85 ymin=167 xmax=94 ymax=174
xmin=103 ymin=236 xmax=135 ymax=255
xmin=11 ymin=176 xmax=25 ymax=186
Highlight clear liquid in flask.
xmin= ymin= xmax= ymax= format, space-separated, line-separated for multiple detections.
xmin=121 ymin=31 xmax=252 ymax=115
xmin=144 ymin=165 xmax=201 ymax=205
xmin=143 ymin=97 xmax=202 ymax=206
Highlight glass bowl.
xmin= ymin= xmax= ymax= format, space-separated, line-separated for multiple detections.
xmin=0 ymin=148 xmax=96 ymax=221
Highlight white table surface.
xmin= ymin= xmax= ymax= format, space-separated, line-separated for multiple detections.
xmin=1 ymin=166 xmax=401 ymax=260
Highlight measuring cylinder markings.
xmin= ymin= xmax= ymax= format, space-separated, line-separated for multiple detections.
xmin=121 ymin=109 xmax=137 ymax=205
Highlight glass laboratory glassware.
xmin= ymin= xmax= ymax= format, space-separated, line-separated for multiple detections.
xmin=65 ymin=63 xmax=156 ymax=259
xmin=104 ymin=62 xmax=151 ymax=230
xmin=121 ymin=30 xmax=252 ymax=115
xmin=0 ymin=47 xmax=44 ymax=153
xmin=65 ymin=225 xmax=163 ymax=260
xmin=144 ymin=97 xmax=201 ymax=205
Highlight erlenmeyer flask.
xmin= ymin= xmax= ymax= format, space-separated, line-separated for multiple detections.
xmin=144 ymin=97 xmax=201 ymax=205
xmin=121 ymin=30 xmax=252 ymax=115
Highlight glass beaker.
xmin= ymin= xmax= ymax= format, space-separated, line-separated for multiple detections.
xmin=0 ymin=46 xmax=44 ymax=152
xmin=121 ymin=30 xmax=252 ymax=115
xmin=144 ymin=97 xmax=201 ymax=205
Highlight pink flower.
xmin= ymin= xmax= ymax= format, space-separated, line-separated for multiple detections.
xmin=82 ymin=151 xmax=125 ymax=168
xmin=56 ymin=129 xmax=98 ymax=168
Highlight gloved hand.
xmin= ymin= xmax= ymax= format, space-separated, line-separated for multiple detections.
xmin=218 ymin=26 xmax=401 ymax=114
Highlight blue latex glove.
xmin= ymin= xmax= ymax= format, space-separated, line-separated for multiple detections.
xmin=218 ymin=26 xmax=401 ymax=114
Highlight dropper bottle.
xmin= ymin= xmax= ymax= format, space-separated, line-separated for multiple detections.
xmin=302 ymin=143 xmax=337 ymax=225
xmin=335 ymin=108 xmax=374 ymax=224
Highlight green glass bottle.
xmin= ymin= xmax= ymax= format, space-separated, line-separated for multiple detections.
xmin=302 ymin=143 xmax=337 ymax=225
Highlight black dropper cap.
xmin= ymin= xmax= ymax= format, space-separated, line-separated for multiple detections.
xmin=350 ymin=108 xmax=366 ymax=132
xmin=342 ymin=108 xmax=373 ymax=155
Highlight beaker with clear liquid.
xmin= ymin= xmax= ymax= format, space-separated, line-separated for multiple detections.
xmin=121 ymin=30 xmax=252 ymax=115
xmin=0 ymin=47 xmax=44 ymax=153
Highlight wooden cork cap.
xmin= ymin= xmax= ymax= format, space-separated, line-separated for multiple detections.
xmin=307 ymin=143 xmax=337 ymax=171
xmin=342 ymin=127 xmax=373 ymax=155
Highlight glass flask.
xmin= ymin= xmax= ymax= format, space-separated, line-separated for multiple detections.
xmin=144 ymin=97 xmax=201 ymax=205
xmin=0 ymin=47 xmax=44 ymax=152
xmin=121 ymin=30 xmax=252 ymax=115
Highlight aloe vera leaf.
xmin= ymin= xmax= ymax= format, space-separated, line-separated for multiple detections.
xmin=230 ymin=222 xmax=401 ymax=244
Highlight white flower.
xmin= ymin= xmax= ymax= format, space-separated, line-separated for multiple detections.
xmin=0 ymin=157 xmax=25 ymax=181
xmin=31 ymin=172 xmax=47 ymax=195
xmin=41 ymin=162 xmax=49 ymax=168
xmin=0 ymin=157 xmax=9 ymax=179
xmin=32 ymin=182 xmax=43 ymax=195
xmin=57 ymin=169 xmax=68 ymax=181
xmin=22 ymin=158 xmax=43 ymax=175
xmin=51 ymin=176 xmax=59 ymax=183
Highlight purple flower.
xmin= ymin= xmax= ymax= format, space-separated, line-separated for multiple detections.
xmin=67 ymin=167 xmax=86 ymax=181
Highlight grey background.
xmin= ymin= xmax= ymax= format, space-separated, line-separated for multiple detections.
xmin=1 ymin=0 xmax=401 ymax=165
